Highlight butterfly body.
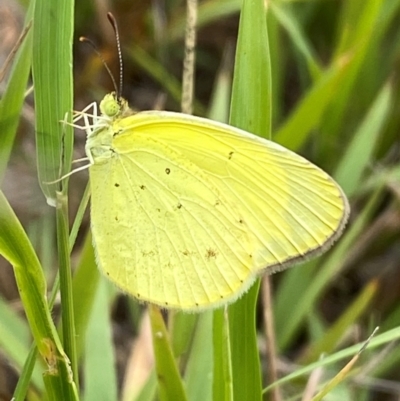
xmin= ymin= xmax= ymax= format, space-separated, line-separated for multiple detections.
xmin=84 ymin=93 xmax=349 ymax=310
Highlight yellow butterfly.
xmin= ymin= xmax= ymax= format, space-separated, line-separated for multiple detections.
xmin=74 ymin=92 xmax=349 ymax=311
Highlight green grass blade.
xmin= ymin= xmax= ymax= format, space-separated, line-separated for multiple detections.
xmin=0 ymin=294 xmax=30 ymax=364
xmin=0 ymin=295 xmax=43 ymax=391
xmin=149 ymin=305 xmax=188 ymax=401
xmin=170 ymin=312 xmax=198 ymax=358
xmin=184 ymin=312 xmax=214 ymax=401
xmin=83 ymin=279 xmax=117 ymax=401
xmin=56 ymin=192 xmax=78 ymax=386
xmin=32 ymin=0 xmax=77 ymax=390
xmin=230 ymin=0 xmax=271 ymax=137
xmin=273 ymin=56 xmax=350 ymax=151
xmin=299 ymin=280 xmax=378 ymax=364
xmin=335 ymin=81 xmax=392 ymax=197
xmin=207 ymin=44 xmax=233 ymax=124
xmin=32 ymin=0 xmax=74 ymax=203
xmin=227 ymin=0 xmax=271 ymax=399
xmin=270 ymin=1 xmax=321 ymax=79
xmin=264 ymin=326 xmax=400 ymax=395
xmin=0 ymin=191 xmax=77 ymax=399
xmin=72 ymin=231 xmax=101 ymax=359
xmin=213 ymin=309 xmax=233 ymax=401
xmin=128 ymin=44 xmax=205 ymax=115
xmin=320 ymin=0 xmax=386 ymax=160
xmin=12 ymin=346 xmax=41 ymax=401
xmin=0 ymin=15 xmax=33 ymax=184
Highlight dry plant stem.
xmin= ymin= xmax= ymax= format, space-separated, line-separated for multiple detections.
xmin=301 ymin=365 xmax=324 ymax=401
xmin=121 ymin=312 xmax=154 ymax=401
xmin=313 ymin=352 xmax=360 ymax=401
xmin=262 ymin=276 xmax=283 ymax=401
xmin=311 ymin=327 xmax=379 ymax=401
xmin=181 ymin=0 xmax=198 ymax=115
xmin=0 ymin=20 xmax=32 ymax=82
xmin=355 ymin=339 xmax=398 ymax=379
xmin=151 ymin=0 xmax=168 ymax=52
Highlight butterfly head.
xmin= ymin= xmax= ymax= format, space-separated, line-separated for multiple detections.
xmin=99 ymin=91 xmax=130 ymax=119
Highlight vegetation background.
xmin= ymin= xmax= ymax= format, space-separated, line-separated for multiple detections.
xmin=0 ymin=0 xmax=399 ymax=400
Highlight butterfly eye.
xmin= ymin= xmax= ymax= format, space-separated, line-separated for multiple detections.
xmin=99 ymin=92 xmax=121 ymax=117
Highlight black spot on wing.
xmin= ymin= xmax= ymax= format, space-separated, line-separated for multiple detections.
xmin=205 ymin=248 xmax=217 ymax=260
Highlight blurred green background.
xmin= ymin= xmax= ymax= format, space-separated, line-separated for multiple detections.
xmin=0 ymin=0 xmax=399 ymax=400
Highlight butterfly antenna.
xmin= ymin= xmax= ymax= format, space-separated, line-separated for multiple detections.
xmin=79 ymin=36 xmax=119 ymax=97
xmin=107 ymin=12 xmax=123 ymax=101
